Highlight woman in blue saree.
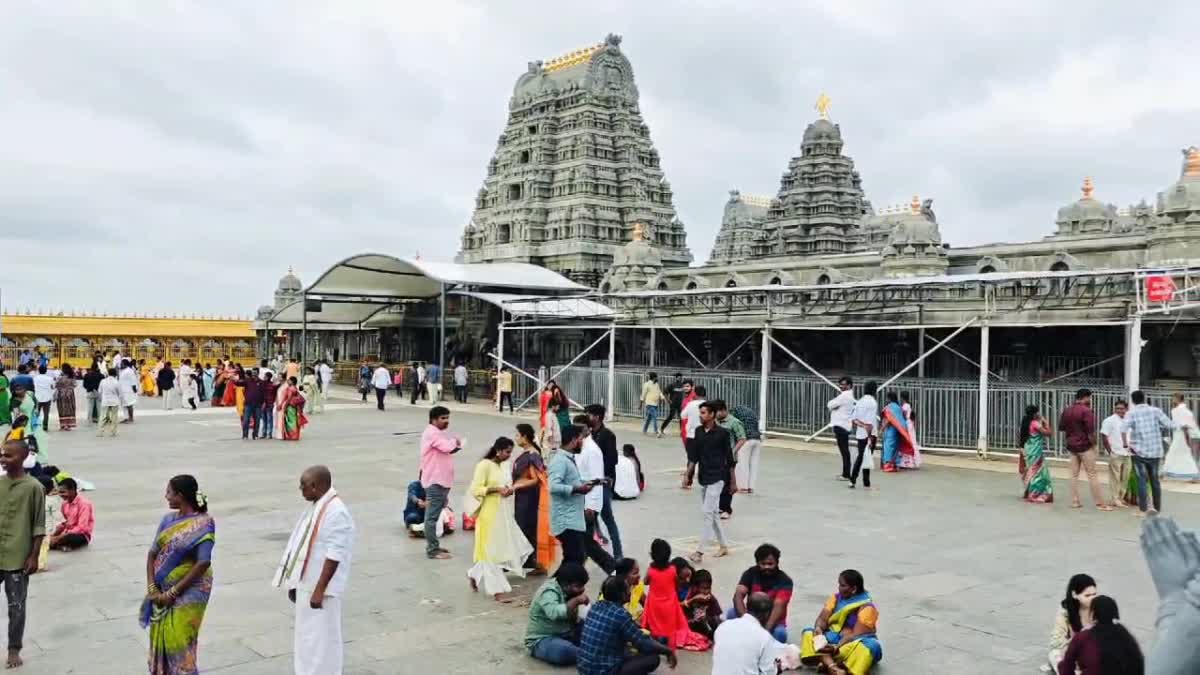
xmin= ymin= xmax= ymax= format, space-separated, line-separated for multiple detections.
xmin=141 ymin=475 xmax=215 ymax=675
xmin=800 ymin=570 xmax=882 ymax=674
xmin=879 ymin=392 xmax=916 ymax=473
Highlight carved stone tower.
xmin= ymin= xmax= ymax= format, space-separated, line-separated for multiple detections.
xmin=758 ymin=97 xmax=869 ymax=256
xmin=458 ymin=34 xmax=691 ymax=287
xmin=708 ymin=190 xmax=771 ymax=264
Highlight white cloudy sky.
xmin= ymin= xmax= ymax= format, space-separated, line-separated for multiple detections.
xmin=1 ymin=1 xmax=1196 ymax=314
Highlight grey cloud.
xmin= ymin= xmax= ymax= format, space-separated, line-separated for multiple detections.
xmin=0 ymin=1 xmax=1196 ymax=313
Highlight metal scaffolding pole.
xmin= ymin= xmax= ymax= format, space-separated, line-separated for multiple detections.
xmin=607 ymin=322 xmax=616 ymax=421
xmin=758 ymin=324 xmax=771 ymax=435
xmin=917 ymin=327 xmax=926 ymax=378
xmin=1125 ymin=317 xmax=1142 ymax=394
xmin=438 ymin=283 xmax=447 ymax=376
xmin=977 ymin=323 xmax=990 ymax=459
xmin=300 ymin=293 xmax=308 ymax=371
xmin=649 ymin=326 xmax=656 ymax=368
xmin=495 ymin=318 xmax=506 ymax=411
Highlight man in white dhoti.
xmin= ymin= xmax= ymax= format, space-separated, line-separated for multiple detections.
xmin=273 ymin=465 xmax=356 ymax=675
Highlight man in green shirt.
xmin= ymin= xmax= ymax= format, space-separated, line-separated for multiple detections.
xmin=526 ymin=562 xmax=590 ymax=666
xmin=714 ymin=400 xmax=747 ymax=519
xmin=0 ymin=438 xmax=46 ymax=669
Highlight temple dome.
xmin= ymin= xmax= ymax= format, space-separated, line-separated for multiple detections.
xmin=256 ymin=305 xmax=275 ymax=320
xmin=802 ymin=118 xmax=842 ymax=144
xmin=1159 ymin=147 xmax=1200 ymax=219
xmin=277 ymin=268 xmax=302 ymax=293
xmin=600 ymin=222 xmax=662 ymax=292
xmin=1055 ymin=177 xmax=1115 ymax=234
xmin=881 ymin=196 xmax=944 ymax=256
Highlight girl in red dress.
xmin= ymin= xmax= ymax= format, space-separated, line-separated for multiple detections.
xmin=642 ymin=539 xmax=691 ymax=649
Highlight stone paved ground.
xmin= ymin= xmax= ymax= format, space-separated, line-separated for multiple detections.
xmin=5 ymin=389 xmax=1197 ymax=674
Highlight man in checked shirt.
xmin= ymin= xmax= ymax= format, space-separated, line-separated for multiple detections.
xmin=1121 ymin=390 xmax=1176 ymax=517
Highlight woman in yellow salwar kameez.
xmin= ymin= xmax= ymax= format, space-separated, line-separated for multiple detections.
xmin=800 ymin=570 xmax=882 ymax=675
xmin=140 ymin=360 xmax=157 ymax=397
xmin=467 ymin=437 xmax=533 ymax=602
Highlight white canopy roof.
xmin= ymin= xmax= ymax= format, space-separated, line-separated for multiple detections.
xmin=265 ymin=254 xmax=591 ymax=326
xmin=454 ymin=291 xmax=616 ymax=319
xmin=304 ymin=254 xmax=586 ymax=300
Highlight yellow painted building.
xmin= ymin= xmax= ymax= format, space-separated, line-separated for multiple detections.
xmin=0 ymin=312 xmax=259 ymax=369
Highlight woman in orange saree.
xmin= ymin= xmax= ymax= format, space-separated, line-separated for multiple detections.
xmin=221 ymin=365 xmax=240 ymax=408
xmin=511 ymin=423 xmax=555 ymax=574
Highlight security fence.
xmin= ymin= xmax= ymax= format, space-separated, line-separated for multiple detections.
xmin=519 ymin=365 xmax=1187 ymax=458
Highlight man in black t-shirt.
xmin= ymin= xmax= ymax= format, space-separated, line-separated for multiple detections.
xmin=81 ymin=366 xmax=105 ymax=423
xmin=728 ymin=543 xmax=792 ymax=642
xmin=686 ymin=401 xmax=734 ymax=563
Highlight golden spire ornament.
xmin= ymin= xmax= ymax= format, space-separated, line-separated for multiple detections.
xmin=1082 ymin=176 xmax=1094 ymax=199
xmin=815 ymin=92 xmax=831 ymax=120
xmin=1186 ymin=147 xmax=1200 ymax=177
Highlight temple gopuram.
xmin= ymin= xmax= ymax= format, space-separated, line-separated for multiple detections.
xmin=458 ymin=33 xmax=692 ymax=288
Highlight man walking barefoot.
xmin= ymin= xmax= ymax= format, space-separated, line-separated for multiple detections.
xmin=0 ymin=438 xmax=46 ymax=669
xmin=274 ymin=466 xmax=356 ymax=675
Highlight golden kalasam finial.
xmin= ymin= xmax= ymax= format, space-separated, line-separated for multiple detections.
xmin=632 ymin=222 xmax=645 ymax=241
xmin=815 ymin=92 xmax=831 ymax=120
xmin=1082 ymin=176 xmax=1094 ymax=199
xmin=1186 ymin=148 xmax=1200 ymax=177
xmin=910 ymin=195 xmax=921 ymax=214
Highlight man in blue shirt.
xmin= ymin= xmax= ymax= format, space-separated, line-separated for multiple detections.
xmin=9 ymin=365 xmax=34 ymax=396
xmin=547 ymin=425 xmax=612 ymax=572
xmin=577 ymin=576 xmax=676 ymax=675
xmin=1122 ymin=389 xmax=1176 ymax=515
xmin=404 ymin=479 xmax=426 ymax=529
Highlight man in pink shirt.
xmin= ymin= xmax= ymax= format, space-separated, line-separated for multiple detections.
xmin=49 ymin=478 xmax=94 ymax=551
xmin=420 ymin=406 xmax=461 ymax=560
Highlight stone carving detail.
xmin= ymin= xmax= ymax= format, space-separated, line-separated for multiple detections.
xmin=920 ymin=198 xmax=937 ymax=224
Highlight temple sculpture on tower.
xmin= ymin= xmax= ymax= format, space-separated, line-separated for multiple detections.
xmin=458 ymin=33 xmax=692 ymax=287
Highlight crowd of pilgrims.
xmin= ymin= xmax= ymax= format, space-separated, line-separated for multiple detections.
xmin=0 ymin=355 xmax=1154 ymax=674
xmin=406 ymin=376 xmax=892 ymax=675
xmin=0 ymin=351 xmax=333 ymax=443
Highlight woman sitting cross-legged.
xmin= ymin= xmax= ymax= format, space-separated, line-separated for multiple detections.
xmin=799 ymin=569 xmax=882 ymax=675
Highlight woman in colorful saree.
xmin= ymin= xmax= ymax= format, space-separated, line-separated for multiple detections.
xmin=800 ymin=569 xmax=882 ymax=675
xmin=0 ymin=366 xmax=11 ymax=426
xmin=511 ymin=423 xmax=556 ymax=575
xmin=209 ymin=364 xmax=226 ymax=407
xmin=220 ymin=364 xmax=240 ymax=408
xmin=54 ymin=363 xmax=78 ymax=430
xmin=897 ymin=391 xmax=921 ymax=469
xmin=879 ymin=392 xmax=916 ymax=473
xmin=1018 ymin=404 xmax=1054 ymax=503
xmin=538 ymin=381 xmax=557 ymax=430
xmin=141 ymin=474 xmax=215 ymax=675
xmin=552 ymin=387 xmax=572 ymax=435
xmin=281 ymin=376 xmax=308 ymax=441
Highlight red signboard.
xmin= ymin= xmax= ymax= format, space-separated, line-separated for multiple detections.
xmin=1145 ymin=275 xmax=1177 ymax=303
